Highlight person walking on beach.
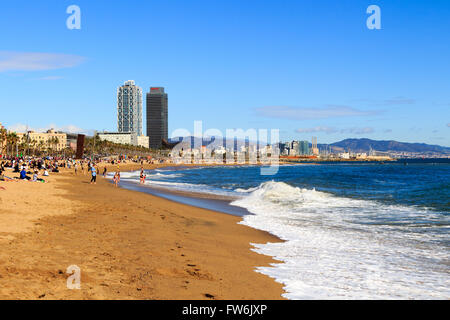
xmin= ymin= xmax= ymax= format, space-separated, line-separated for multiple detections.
xmin=90 ymin=165 xmax=97 ymax=185
xmin=103 ymin=166 xmax=107 ymax=178
xmin=74 ymin=162 xmax=78 ymax=175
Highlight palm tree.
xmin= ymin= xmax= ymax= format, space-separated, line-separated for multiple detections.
xmin=46 ymin=136 xmax=59 ymax=156
xmin=7 ymin=132 xmax=18 ymax=156
xmin=37 ymin=140 xmax=45 ymax=156
xmin=53 ymin=137 xmax=60 ymax=156
xmin=0 ymin=127 xmax=7 ymax=156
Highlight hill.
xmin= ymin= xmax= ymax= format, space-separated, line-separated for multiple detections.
xmin=320 ymin=138 xmax=450 ymax=154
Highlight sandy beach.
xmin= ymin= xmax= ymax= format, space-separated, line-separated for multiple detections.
xmin=0 ymin=163 xmax=285 ymax=300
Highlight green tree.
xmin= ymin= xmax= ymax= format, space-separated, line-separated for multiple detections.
xmin=0 ymin=127 xmax=7 ymax=155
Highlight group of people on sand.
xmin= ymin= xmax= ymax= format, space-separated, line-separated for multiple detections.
xmin=0 ymin=156 xmax=155 ymax=189
xmin=0 ymin=158 xmax=49 ymax=183
xmin=71 ymin=159 xmax=122 ymax=187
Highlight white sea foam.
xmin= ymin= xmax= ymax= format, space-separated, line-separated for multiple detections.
xmin=231 ymin=181 xmax=450 ymax=299
xmin=109 ymin=170 xmax=236 ymax=197
xmin=107 ymin=170 xmax=182 ymax=180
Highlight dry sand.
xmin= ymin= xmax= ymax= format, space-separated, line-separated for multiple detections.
xmin=0 ymin=163 xmax=285 ymax=300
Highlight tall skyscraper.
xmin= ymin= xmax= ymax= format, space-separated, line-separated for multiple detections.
xmin=146 ymin=87 xmax=168 ymax=149
xmin=298 ymin=140 xmax=310 ymax=155
xmin=117 ymin=80 xmax=143 ymax=136
xmin=311 ymin=136 xmax=319 ymax=155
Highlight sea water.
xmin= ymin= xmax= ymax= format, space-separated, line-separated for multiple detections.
xmin=113 ymin=160 xmax=450 ymax=299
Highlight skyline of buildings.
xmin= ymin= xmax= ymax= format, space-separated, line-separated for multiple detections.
xmin=0 ymin=80 xmax=171 ymax=152
xmin=94 ymin=82 xmax=170 ymax=149
xmin=281 ymin=139 xmax=314 ymax=156
xmin=98 ymin=82 xmax=169 ymax=149
xmin=1 ymin=80 xmax=448 ymax=158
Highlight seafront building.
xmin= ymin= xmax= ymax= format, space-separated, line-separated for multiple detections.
xmin=311 ymin=136 xmax=319 ymax=155
xmin=290 ymin=141 xmax=299 ymax=156
xmin=98 ymin=80 xmax=150 ymax=148
xmin=16 ymin=129 xmax=67 ymax=152
xmin=298 ymin=140 xmax=310 ymax=155
xmin=97 ymin=132 xmax=149 ymax=149
xmin=281 ymin=140 xmax=311 ymax=156
xmin=146 ymin=87 xmax=168 ymax=149
xmin=117 ymin=80 xmax=143 ymax=136
xmin=280 ymin=139 xmax=314 ymax=156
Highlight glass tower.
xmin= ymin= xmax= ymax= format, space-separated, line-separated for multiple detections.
xmin=117 ymin=80 xmax=143 ymax=136
xmin=146 ymin=87 xmax=168 ymax=149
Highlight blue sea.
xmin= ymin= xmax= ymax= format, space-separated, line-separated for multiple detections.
xmin=113 ymin=160 xmax=450 ymax=299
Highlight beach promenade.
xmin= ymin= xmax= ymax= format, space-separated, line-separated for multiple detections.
xmin=0 ymin=163 xmax=284 ymax=300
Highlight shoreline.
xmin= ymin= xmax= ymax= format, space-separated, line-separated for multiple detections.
xmin=110 ymin=165 xmax=250 ymax=217
xmin=117 ymin=179 xmax=250 ymax=217
xmin=0 ymin=162 xmax=286 ymax=300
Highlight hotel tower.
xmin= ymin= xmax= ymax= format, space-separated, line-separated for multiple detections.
xmin=117 ymin=80 xmax=143 ymax=136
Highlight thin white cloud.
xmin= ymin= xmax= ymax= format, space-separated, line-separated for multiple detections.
xmin=433 ymin=102 xmax=450 ymax=107
xmin=296 ymin=126 xmax=337 ymax=134
xmin=7 ymin=123 xmax=28 ymax=133
xmin=36 ymin=75 xmax=64 ymax=80
xmin=354 ymin=97 xmax=415 ymax=106
xmin=7 ymin=123 xmax=88 ymax=134
xmin=296 ymin=126 xmax=375 ymax=135
xmin=256 ymin=105 xmax=378 ymax=120
xmin=0 ymin=51 xmax=85 ymax=72
xmin=381 ymin=97 xmax=415 ymax=105
xmin=341 ymin=127 xmax=374 ymax=134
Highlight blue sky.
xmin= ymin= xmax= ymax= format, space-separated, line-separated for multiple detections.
xmin=0 ymin=0 xmax=449 ymax=146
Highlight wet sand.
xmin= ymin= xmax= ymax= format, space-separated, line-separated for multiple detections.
xmin=118 ymin=179 xmax=250 ymax=217
xmin=0 ymin=162 xmax=285 ymax=300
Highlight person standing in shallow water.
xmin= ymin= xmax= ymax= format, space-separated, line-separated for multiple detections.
xmin=113 ymin=171 xmax=120 ymax=187
xmin=140 ymin=167 xmax=146 ymax=184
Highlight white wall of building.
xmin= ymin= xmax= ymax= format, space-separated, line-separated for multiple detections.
xmin=98 ymin=132 xmax=149 ymax=148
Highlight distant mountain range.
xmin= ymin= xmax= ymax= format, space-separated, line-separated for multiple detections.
xmin=319 ymin=138 xmax=450 ymax=154
xmin=169 ymin=136 xmax=450 ymax=155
